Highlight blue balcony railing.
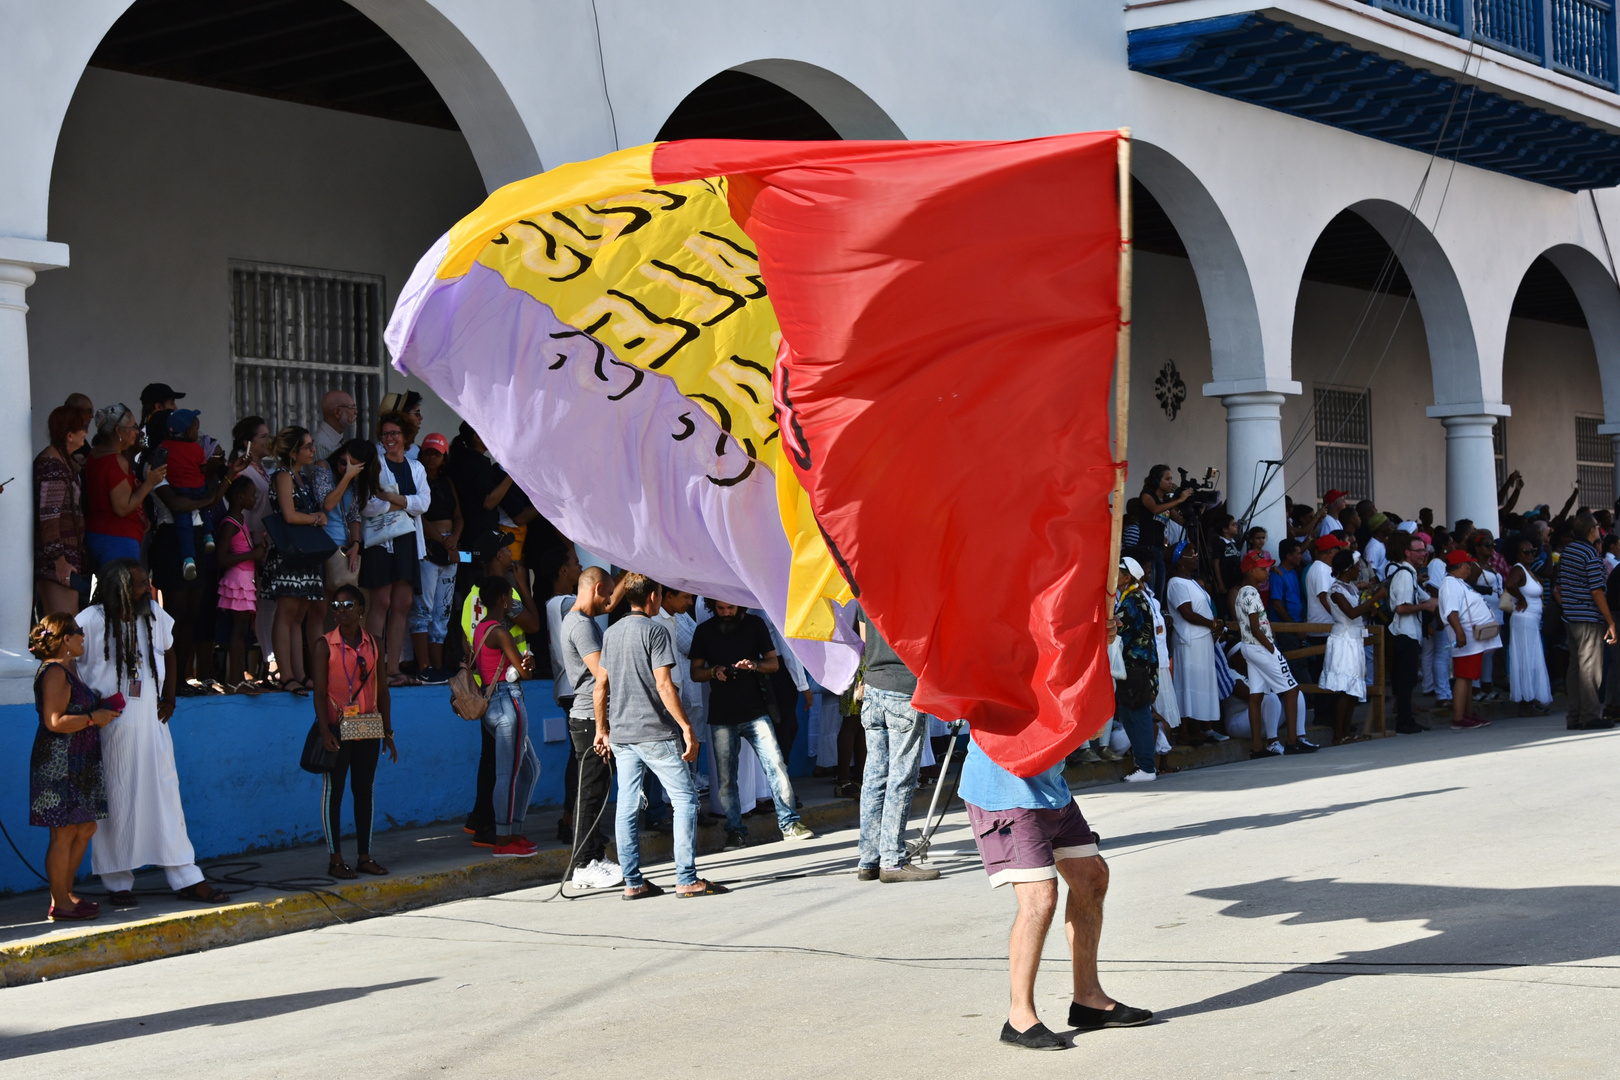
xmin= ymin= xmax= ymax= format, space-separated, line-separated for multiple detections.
xmin=1365 ymin=0 xmax=1618 ymax=88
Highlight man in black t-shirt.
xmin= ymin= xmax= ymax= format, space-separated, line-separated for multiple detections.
xmin=690 ymin=603 xmax=815 ymax=848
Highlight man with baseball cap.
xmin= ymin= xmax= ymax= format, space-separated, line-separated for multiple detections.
xmin=139 ymin=382 xmax=184 ymax=421
xmin=1439 ymin=549 xmax=1502 ymax=731
xmin=1304 ymin=535 xmax=1347 ymax=726
xmin=1319 ymin=490 xmax=1348 ymax=537
xmin=1234 ymin=550 xmax=1313 ymax=757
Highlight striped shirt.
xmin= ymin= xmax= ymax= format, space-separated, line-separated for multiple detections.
xmin=1558 ymin=539 xmax=1606 ymax=624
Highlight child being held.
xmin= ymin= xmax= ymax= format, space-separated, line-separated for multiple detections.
xmin=160 ymin=408 xmax=214 ymax=579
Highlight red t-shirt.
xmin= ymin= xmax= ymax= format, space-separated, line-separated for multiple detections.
xmin=84 ymin=452 xmax=146 ymax=540
xmin=160 ymin=439 xmax=207 ymax=488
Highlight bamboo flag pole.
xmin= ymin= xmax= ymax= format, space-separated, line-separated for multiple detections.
xmin=1106 ymin=128 xmax=1133 ymax=641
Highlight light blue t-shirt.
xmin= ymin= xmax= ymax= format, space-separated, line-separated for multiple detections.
xmin=958 ymin=736 xmax=1072 ymax=811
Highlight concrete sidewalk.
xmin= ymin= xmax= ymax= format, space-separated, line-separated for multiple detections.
xmin=0 ymin=689 xmax=1535 ymax=986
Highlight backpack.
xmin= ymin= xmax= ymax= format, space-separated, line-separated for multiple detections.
xmin=449 ymin=620 xmax=499 ymax=720
xmin=1369 ymin=565 xmax=1411 ymax=629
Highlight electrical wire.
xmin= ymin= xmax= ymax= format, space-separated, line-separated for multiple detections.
xmin=543 ymin=748 xmax=617 ymax=901
xmin=0 ymin=813 xmax=49 ymax=884
xmin=1253 ymin=41 xmax=1484 ymax=521
xmin=588 ymin=0 xmax=621 ymax=151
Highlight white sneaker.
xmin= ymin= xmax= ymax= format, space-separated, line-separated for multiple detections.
xmin=590 ymin=858 xmax=623 ymax=887
xmin=571 ymin=864 xmax=606 ymax=888
xmin=1122 ymin=769 xmax=1157 ymax=783
xmin=1206 ymin=730 xmax=1230 ymax=742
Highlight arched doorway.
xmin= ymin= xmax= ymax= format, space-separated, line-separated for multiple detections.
xmin=31 ymin=0 xmax=492 ymax=449
xmin=657 ymin=62 xmax=903 ymax=142
xmin=1502 ymin=247 xmax=1617 ymax=515
xmin=26 ymin=0 xmax=496 ymax=692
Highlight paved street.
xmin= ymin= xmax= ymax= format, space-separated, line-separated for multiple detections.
xmin=4 ymin=714 xmax=1618 ymax=1078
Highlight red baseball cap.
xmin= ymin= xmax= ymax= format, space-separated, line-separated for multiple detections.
xmin=1240 ymin=550 xmax=1275 ymax=573
xmin=1322 ymin=489 xmax=1347 ymax=504
xmin=1314 ymin=535 xmax=1347 ymax=553
xmin=1445 ymin=549 xmax=1477 ymax=566
xmin=422 ymin=432 xmax=449 ymax=454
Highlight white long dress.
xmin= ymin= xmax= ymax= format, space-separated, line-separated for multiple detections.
xmin=1508 ymin=564 xmax=1553 ymax=705
xmin=78 ymin=604 xmax=204 ymax=887
xmin=1148 ymin=593 xmax=1181 ymax=727
xmin=1165 ymin=575 xmax=1218 ymax=722
xmin=1319 ymin=580 xmax=1367 ymax=700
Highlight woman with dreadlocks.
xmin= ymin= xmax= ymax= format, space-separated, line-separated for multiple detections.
xmin=78 ymin=559 xmax=227 ymax=905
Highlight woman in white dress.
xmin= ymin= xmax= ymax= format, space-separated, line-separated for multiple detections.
xmin=1320 ymin=549 xmax=1386 ymax=745
xmin=1505 ymin=535 xmax=1553 ymax=714
xmin=1164 ymin=541 xmax=1224 ymax=740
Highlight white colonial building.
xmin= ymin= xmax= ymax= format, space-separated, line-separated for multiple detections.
xmin=0 ymin=0 xmax=1618 ymax=698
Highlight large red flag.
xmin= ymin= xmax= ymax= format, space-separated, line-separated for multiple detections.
xmin=654 ymin=134 xmax=1124 ymax=776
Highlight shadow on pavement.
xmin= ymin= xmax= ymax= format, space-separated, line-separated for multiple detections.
xmin=1101 ymin=788 xmax=1463 ymax=852
xmin=1157 ymin=877 xmax=1620 ymax=1019
xmin=0 ymin=977 xmax=437 ymax=1059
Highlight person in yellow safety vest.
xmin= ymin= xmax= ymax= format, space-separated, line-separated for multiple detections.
xmin=459 ymin=530 xmax=541 ymax=655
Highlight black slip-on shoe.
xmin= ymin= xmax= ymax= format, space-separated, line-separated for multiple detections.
xmin=1069 ymin=1000 xmax=1154 ymax=1030
xmin=999 ymin=1021 xmax=1066 ymax=1050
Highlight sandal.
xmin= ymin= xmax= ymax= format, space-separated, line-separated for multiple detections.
xmin=355 ymin=858 xmax=388 ymax=876
xmin=1333 ymin=734 xmax=1371 ymax=746
xmin=676 ymin=878 xmax=730 ymax=898
xmin=328 ymin=859 xmax=359 ymax=880
xmin=174 ymin=881 xmax=229 ymax=903
xmin=622 ymin=882 xmax=665 ymax=901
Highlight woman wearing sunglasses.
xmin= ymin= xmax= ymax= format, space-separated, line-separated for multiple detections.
xmin=311 ymin=584 xmax=395 ymax=879
xmin=30 ymin=612 xmax=121 ymax=920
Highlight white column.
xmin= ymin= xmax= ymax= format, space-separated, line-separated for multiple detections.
xmin=1427 ymin=405 xmax=1506 ymax=533
xmin=0 ymin=238 xmax=69 ymax=698
xmin=1220 ymin=391 xmax=1289 ymax=557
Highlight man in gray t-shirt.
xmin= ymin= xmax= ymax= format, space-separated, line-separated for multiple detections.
xmin=558 ymin=567 xmax=618 ymax=887
xmin=594 ymin=574 xmax=723 ymax=899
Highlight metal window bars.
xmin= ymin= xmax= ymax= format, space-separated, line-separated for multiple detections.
xmin=1314 ymin=386 xmax=1374 ymax=503
xmin=230 ymin=262 xmax=385 ymax=441
xmin=1576 ymin=414 xmax=1615 ymax=507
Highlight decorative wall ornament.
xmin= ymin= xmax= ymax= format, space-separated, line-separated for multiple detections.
xmin=1154 ymin=359 xmax=1186 ymax=420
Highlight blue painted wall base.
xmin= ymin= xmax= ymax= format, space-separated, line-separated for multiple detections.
xmin=1 ymin=683 xmax=569 ymax=895
xmin=3 ymin=684 xmax=824 ymax=895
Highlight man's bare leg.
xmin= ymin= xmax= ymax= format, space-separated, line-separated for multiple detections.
xmin=1058 ymin=855 xmax=1112 ymax=1010
xmin=1008 ymin=878 xmax=1059 ymax=1031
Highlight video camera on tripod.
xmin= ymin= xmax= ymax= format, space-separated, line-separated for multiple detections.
xmin=1174 ymin=466 xmax=1222 ymax=526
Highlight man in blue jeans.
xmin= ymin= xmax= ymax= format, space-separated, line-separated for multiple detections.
xmin=854 ymin=601 xmax=940 ymax=882
xmin=593 ymin=575 xmax=725 ymax=899
xmin=690 ymin=602 xmax=815 ymax=848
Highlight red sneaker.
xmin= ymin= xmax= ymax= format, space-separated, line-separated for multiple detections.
xmin=492 ymin=838 xmax=537 ymax=858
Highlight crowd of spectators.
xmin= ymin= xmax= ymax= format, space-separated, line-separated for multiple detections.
xmin=1107 ymin=465 xmax=1620 ymax=781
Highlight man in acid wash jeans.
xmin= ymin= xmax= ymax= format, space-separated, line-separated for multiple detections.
xmin=853 ymin=601 xmax=940 ymax=883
